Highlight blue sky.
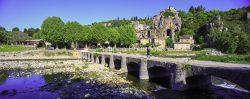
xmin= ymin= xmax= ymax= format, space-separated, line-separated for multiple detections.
xmin=0 ymin=0 xmax=250 ymax=31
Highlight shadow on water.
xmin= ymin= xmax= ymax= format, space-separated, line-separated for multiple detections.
xmin=0 ymin=70 xmax=58 ymax=99
xmin=148 ymin=66 xmax=172 ymax=88
xmin=127 ymin=62 xmax=140 ymax=79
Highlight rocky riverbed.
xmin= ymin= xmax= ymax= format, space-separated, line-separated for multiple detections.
xmin=0 ymin=60 xmax=151 ymax=99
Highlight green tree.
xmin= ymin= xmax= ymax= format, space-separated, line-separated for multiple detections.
xmin=64 ymin=21 xmax=83 ymax=49
xmin=12 ymin=27 xmax=20 ymax=32
xmin=41 ymin=16 xmax=65 ymax=48
xmin=108 ymin=27 xmax=120 ymax=48
xmin=237 ymin=33 xmax=250 ymax=53
xmin=0 ymin=27 xmax=6 ymax=43
xmin=81 ymin=26 xmax=92 ymax=48
xmin=165 ymin=37 xmax=173 ymax=47
xmin=91 ymin=24 xmax=109 ymax=47
xmin=119 ymin=25 xmax=137 ymax=47
xmin=24 ymin=28 xmax=40 ymax=37
xmin=179 ymin=28 xmax=195 ymax=36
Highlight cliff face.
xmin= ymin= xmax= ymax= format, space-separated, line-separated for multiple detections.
xmin=152 ymin=7 xmax=182 ymax=41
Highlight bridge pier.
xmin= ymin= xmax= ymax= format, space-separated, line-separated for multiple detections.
xmin=139 ymin=58 xmax=149 ymax=79
xmin=95 ymin=55 xmax=99 ymax=64
xmin=109 ymin=55 xmax=115 ymax=69
xmin=87 ymin=52 xmax=91 ymax=62
xmin=84 ymin=52 xmax=87 ymax=60
xmin=91 ymin=53 xmax=95 ymax=63
xmin=171 ymin=63 xmax=187 ymax=91
xmin=121 ymin=56 xmax=127 ymax=72
xmin=101 ymin=54 xmax=105 ymax=65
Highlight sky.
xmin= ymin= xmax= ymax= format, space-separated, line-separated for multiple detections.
xmin=0 ymin=0 xmax=250 ymax=31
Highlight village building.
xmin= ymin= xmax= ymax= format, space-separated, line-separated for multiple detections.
xmin=174 ymin=35 xmax=194 ymax=50
xmin=133 ymin=6 xmax=182 ymax=49
xmin=14 ymin=39 xmax=43 ymax=48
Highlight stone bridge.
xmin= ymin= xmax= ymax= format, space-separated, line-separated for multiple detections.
xmin=80 ymin=51 xmax=250 ymax=91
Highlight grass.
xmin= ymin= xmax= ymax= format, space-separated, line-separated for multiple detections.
xmin=0 ymin=45 xmax=34 ymax=52
xmin=193 ymin=53 xmax=250 ymax=64
xmin=119 ymin=50 xmax=206 ymax=57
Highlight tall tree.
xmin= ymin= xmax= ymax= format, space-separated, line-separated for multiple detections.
xmin=108 ymin=27 xmax=120 ymax=48
xmin=91 ymin=24 xmax=109 ymax=47
xmin=64 ymin=21 xmax=83 ymax=49
xmin=119 ymin=25 xmax=137 ymax=47
xmin=12 ymin=27 xmax=20 ymax=32
xmin=41 ymin=16 xmax=65 ymax=48
xmin=0 ymin=27 xmax=6 ymax=43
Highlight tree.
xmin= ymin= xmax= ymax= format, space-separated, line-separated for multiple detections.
xmin=12 ymin=27 xmax=20 ymax=32
xmin=0 ymin=27 xmax=6 ymax=43
xmin=207 ymin=29 xmax=238 ymax=53
xmin=237 ymin=33 xmax=250 ymax=53
xmin=91 ymin=23 xmax=109 ymax=47
xmin=119 ymin=25 xmax=137 ymax=47
xmin=108 ymin=27 xmax=120 ymax=48
xmin=64 ymin=21 xmax=83 ymax=49
xmin=81 ymin=26 xmax=92 ymax=48
xmin=24 ymin=28 xmax=40 ymax=37
xmin=41 ymin=16 xmax=65 ymax=48
xmin=179 ymin=28 xmax=195 ymax=36
xmin=165 ymin=37 xmax=173 ymax=47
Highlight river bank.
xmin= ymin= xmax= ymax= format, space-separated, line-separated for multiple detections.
xmin=0 ymin=60 xmax=151 ymax=99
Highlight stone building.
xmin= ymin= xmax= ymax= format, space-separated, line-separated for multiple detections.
xmin=133 ymin=6 xmax=182 ymax=49
xmin=174 ymin=35 xmax=194 ymax=50
xmin=132 ymin=21 xmax=152 ymax=45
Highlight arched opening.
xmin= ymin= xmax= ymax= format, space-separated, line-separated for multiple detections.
xmin=167 ymin=29 xmax=172 ymax=36
xmin=105 ymin=58 xmax=110 ymax=67
xmin=114 ymin=59 xmax=121 ymax=69
xmin=127 ymin=62 xmax=140 ymax=79
xmin=148 ymin=66 xmax=172 ymax=88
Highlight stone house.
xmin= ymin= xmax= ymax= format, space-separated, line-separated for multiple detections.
xmin=174 ymin=35 xmax=194 ymax=50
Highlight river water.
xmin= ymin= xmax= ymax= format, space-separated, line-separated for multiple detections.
xmin=0 ymin=68 xmax=250 ymax=99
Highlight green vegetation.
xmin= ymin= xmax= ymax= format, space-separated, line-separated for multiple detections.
xmin=180 ymin=6 xmax=250 ymax=54
xmin=182 ymin=64 xmax=192 ymax=72
xmin=163 ymin=11 xmax=175 ymax=17
xmin=41 ymin=16 xmax=65 ymax=48
xmin=193 ymin=54 xmax=250 ymax=64
xmin=119 ymin=50 xmax=205 ymax=57
xmin=0 ymin=45 xmax=34 ymax=52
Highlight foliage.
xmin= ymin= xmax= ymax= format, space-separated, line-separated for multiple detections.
xmin=108 ymin=27 xmax=120 ymax=45
xmin=118 ymin=25 xmax=137 ymax=46
xmin=0 ymin=27 xmax=6 ymax=43
xmin=207 ymin=29 xmax=238 ymax=53
xmin=165 ymin=37 xmax=173 ymax=47
xmin=163 ymin=11 xmax=175 ymax=17
xmin=24 ymin=28 xmax=40 ymax=37
xmin=65 ymin=21 xmax=83 ymax=43
xmin=41 ymin=16 xmax=65 ymax=45
xmin=193 ymin=54 xmax=250 ymax=64
xmin=12 ymin=27 xmax=20 ymax=32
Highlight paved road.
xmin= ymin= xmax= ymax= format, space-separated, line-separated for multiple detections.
xmin=82 ymin=51 xmax=250 ymax=68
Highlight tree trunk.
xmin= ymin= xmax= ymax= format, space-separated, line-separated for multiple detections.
xmin=75 ymin=42 xmax=78 ymax=50
xmin=71 ymin=42 xmax=75 ymax=50
xmin=85 ymin=43 xmax=88 ymax=49
xmin=56 ymin=45 xmax=59 ymax=50
xmin=114 ymin=44 xmax=117 ymax=48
